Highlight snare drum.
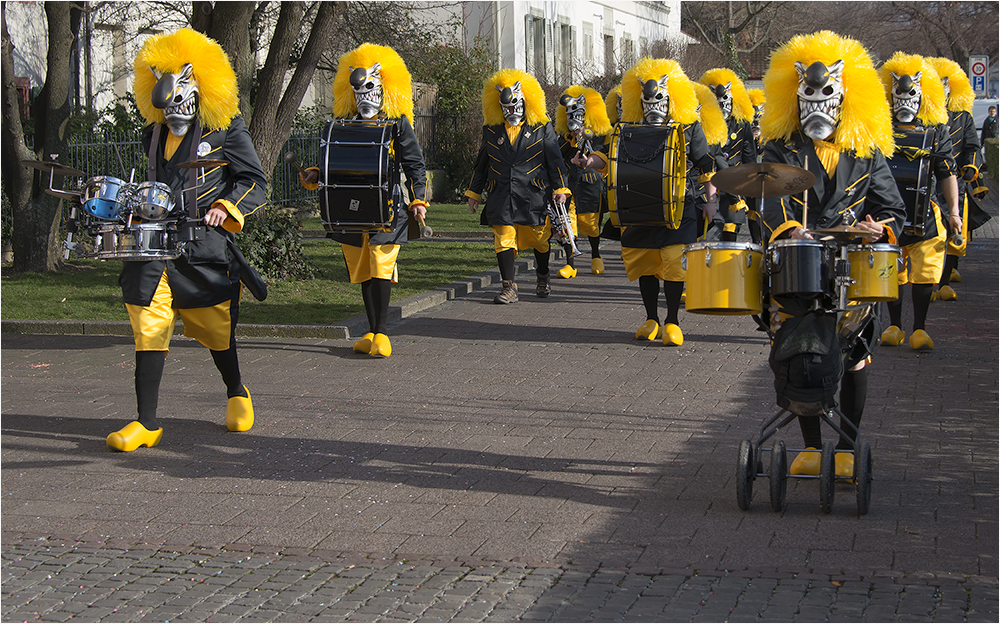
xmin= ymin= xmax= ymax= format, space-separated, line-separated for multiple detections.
xmin=607 ymin=123 xmax=687 ymax=228
xmin=319 ymin=120 xmax=397 ymax=234
xmin=134 ymin=181 xmax=176 ymax=220
xmin=766 ymin=239 xmax=836 ymax=298
xmin=846 ymin=243 xmax=901 ymax=302
xmin=93 ymin=222 xmax=182 ymax=261
xmin=682 ymin=242 xmax=764 ymax=315
xmin=82 ymin=176 xmax=128 ymax=221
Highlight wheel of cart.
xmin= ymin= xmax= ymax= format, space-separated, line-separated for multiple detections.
xmin=735 ymin=407 xmax=872 ymax=515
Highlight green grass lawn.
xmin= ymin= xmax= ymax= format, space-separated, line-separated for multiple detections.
xmin=1 ymin=238 xmax=503 ymax=325
xmin=301 ymin=202 xmax=484 ymax=232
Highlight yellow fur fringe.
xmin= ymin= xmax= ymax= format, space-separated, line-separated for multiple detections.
xmin=621 ymin=58 xmax=698 ymax=125
xmin=605 ymin=85 xmax=622 ymax=125
xmin=333 ymin=43 xmax=414 ymax=123
xmin=699 ymin=68 xmax=754 ymax=123
xmin=482 ymin=69 xmax=548 ymax=126
xmin=555 ymin=85 xmax=613 ymax=136
xmin=133 ymin=28 xmax=238 ymax=130
xmin=693 ymin=83 xmax=728 ymax=146
xmin=928 ymin=57 xmax=975 ymax=114
xmin=879 ymin=52 xmax=948 ymax=127
xmin=761 ymin=30 xmax=893 ymax=159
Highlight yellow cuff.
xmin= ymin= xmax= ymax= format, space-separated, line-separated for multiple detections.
xmin=962 ymin=164 xmax=980 ymax=182
xmin=553 ymin=187 xmax=572 ymax=196
xmin=214 ymin=199 xmax=244 ymax=233
xmin=593 ymin=151 xmax=610 ymax=177
xmin=770 ymin=220 xmax=801 ymax=243
xmin=883 ymin=226 xmax=897 ymax=246
xmin=698 ymin=171 xmax=716 ymax=185
xmin=409 ymin=199 xmax=429 ymax=210
xmin=729 ymin=199 xmax=748 ymax=213
xmin=723 ymin=223 xmax=738 ymax=233
xmin=301 ymin=166 xmax=320 ymax=191
xmin=464 ymin=190 xmax=482 ymax=202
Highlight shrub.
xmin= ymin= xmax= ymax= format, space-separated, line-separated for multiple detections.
xmin=238 ymin=205 xmax=318 ymax=281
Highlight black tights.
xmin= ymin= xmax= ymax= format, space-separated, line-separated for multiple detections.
xmin=497 ymin=249 xmax=516 ymax=281
xmin=534 ymin=248 xmax=550 ymax=275
xmin=563 ymin=243 xmax=575 ymax=268
xmin=887 ymin=283 xmax=934 ymax=331
xmin=361 ymin=278 xmax=393 ymax=334
xmin=638 ymin=277 xmax=684 ymax=325
xmin=589 ymin=236 xmax=601 ymax=259
xmin=940 ymin=255 xmax=958 ymax=286
xmin=796 ymin=366 xmax=868 ymax=449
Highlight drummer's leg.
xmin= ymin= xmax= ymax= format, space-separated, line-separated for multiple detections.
xmin=367 ymin=244 xmax=400 ymax=357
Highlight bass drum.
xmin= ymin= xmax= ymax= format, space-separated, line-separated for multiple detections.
xmin=682 ymin=242 xmax=764 ymax=315
xmin=607 ymin=123 xmax=687 ymax=228
xmin=766 ymin=239 xmax=836 ymax=298
xmin=319 ymin=120 xmax=399 ymax=234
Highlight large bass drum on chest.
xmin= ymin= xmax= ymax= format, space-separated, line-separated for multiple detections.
xmin=607 ymin=123 xmax=687 ymax=229
xmin=887 ymin=127 xmax=934 ymax=237
xmin=319 ymin=120 xmax=400 ymax=234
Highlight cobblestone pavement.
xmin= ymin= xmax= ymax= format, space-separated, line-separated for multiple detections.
xmin=3 ymin=226 xmax=997 ymax=621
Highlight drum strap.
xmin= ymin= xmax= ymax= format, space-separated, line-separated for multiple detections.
xmin=146 ymin=120 xmax=202 ymax=219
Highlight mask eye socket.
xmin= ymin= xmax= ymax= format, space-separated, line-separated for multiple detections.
xmin=655 ymin=93 xmax=664 ymax=100
xmin=822 ymin=86 xmax=834 ymax=96
xmin=804 ymin=87 xmax=815 ymax=96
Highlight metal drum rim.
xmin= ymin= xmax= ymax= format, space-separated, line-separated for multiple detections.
xmin=684 ymin=241 xmax=763 ymax=253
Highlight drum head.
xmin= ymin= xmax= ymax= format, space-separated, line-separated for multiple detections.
xmin=319 ymin=121 xmax=396 ymax=233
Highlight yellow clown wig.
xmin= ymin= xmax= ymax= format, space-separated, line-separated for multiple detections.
xmin=133 ymin=28 xmax=238 ymax=130
xmin=879 ymin=52 xmax=948 ymax=127
xmin=333 ymin=43 xmax=414 ymax=124
xmin=928 ymin=57 xmax=975 ymax=113
xmin=761 ymin=31 xmax=893 ymax=159
xmin=748 ymin=88 xmax=766 ymax=110
xmin=699 ymin=68 xmax=755 ymax=123
xmin=693 ymin=82 xmax=728 ymax=146
xmin=605 ymin=84 xmax=623 ymax=125
xmin=482 ymin=69 xmax=548 ymax=126
xmin=621 ymin=58 xmax=699 ymax=125
xmin=555 ymin=85 xmax=613 ymax=136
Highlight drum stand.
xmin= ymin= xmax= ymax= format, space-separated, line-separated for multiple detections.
xmin=737 ymin=235 xmax=873 ymax=516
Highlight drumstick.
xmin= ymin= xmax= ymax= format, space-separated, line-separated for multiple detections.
xmin=284 ymin=152 xmax=307 ymax=175
xmin=800 ymin=155 xmax=809 ymax=231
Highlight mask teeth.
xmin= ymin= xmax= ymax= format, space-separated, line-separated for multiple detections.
xmin=165 ymin=98 xmax=196 ymax=118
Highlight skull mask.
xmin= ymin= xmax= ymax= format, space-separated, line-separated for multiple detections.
xmin=640 ymin=75 xmax=670 ymax=124
xmin=713 ymin=82 xmax=733 ymax=120
xmin=350 ymin=63 xmax=383 ymax=119
xmin=151 ymin=63 xmax=199 ymax=136
xmin=497 ymin=81 xmax=525 ymax=126
xmin=940 ymin=75 xmax=951 ymax=107
xmin=560 ymin=93 xmax=586 ymax=132
xmin=890 ymin=71 xmax=922 ymax=124
xmin=752 ymin=103 xmax=763 ymax=134
xmin=795 ymin=59 xmax=845 ymax=141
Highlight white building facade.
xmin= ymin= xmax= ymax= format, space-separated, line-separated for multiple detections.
xmin=458 ymin=1 xmax=690 ymax=83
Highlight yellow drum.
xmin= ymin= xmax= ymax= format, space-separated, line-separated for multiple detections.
xmin=682 ymin=242 xmax=764 ymax=315
xmin=846 ymin=244 xmax=901 ymax=302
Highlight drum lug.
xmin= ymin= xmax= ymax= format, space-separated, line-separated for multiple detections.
xmin=704 ymin=248 xmax=712 ymax=267
xmin=681 ymin=254 xmax=687 ymax=271
xmin=868 ymin=251 xmax=875 ymax=268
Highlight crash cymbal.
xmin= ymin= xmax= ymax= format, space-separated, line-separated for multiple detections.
xmin=176 ymin=159 xmax=229 ymax=169
xmin=44 ymin=188 xmax=83 ymax=201
xmin=712 ymin=163 xmax=815 ymax=198
xmin=21 ymin=159 xmax=86 ymax=177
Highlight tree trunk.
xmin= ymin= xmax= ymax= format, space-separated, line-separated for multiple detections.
xmin=248 ymin=1 xmax=339 ymax=189
xmin=1 ymin=2 xmax=77 ymax=273
xmin=203 ymin=1 xmax=256 ymax=119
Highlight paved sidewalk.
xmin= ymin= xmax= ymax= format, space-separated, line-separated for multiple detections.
xmin=3 ymin=232 xmax=998 ymax=621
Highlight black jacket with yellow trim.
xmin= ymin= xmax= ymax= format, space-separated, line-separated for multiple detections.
xmin=888 ymin=122 xmax=956 ymax=246
xmin=327 ymin=115 xmax=427 ymax=247
xmin=620 ymin=121 xmax=716 ymax=249
xmin=762 ymin=131 xmax=905 ymax=244
xmin=468 ymin=122 xmax=570 ymax=227
xmin=719 ymin=117 xmax=758 ymax=226
xmin=120 ymin=117 xmax=267 ymax=309
xmin=942 ymin=109 xmax=982 ymax=199
xmin=558 ymin=133 xmax=607 ymax=214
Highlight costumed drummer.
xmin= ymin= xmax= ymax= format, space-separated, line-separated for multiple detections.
xmin=928 ymin=57 xmax=987 ymax=301
xmin=615 ymin=58 xmax=718 ymax=346
xmin=108 ymin=28 xmax=267 ymax=452
xmin=877 ymin=53 xmax=960 ymax=352
xmin=698 ymin=69 xmax=759 ymax=242
xmin=465 ymin=69 xmax=571 ymax=303
xmin=599 ymin=84 xmax=625 ymax=242
xmin=692 ymin=82 xmax=730 ymax=242
xmin=554 ymin=86 xmax=613 ymax=277
xmin=760 ymin=31 xmax=905 ymax=477
xmin=299 ymin=44 xmax=429 ymax=358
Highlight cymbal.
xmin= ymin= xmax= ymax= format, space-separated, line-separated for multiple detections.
xmin=22 ymin=159 xmax=86 ymax=177
xmin=808 ymin=225 xmax=874 ymax=241
xmin=712 ymin=163 xmax=815 ymax=197
xmin=176 ymin=159 xmax=228 ymax=169
xmin=44 ymin=188 xmax=82 ymax=200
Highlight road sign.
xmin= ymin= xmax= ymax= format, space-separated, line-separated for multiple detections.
xmin=969 ymin=55 xmax=989 ymax=97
